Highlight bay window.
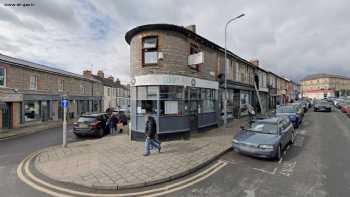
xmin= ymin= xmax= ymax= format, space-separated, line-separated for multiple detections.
xmin=142 ymin=36 xmax=158 ymax=65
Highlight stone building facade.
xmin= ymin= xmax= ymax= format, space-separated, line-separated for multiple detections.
xmin=125 ymin=24 xmax=289 ymax=138
xmin=0 ymin=54 xmax=103 ymax=130
xmin=301 ymin=74 xmax=350 ymax=99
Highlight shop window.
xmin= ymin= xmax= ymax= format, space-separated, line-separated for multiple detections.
xmin=137 ymin=100 xmax=157 ymax=115
xmin=160 ymin=100 xmax=183 ymax=115
xmin=199 ymin=88 xmax=216 ymax=113
xmin=30 ymin=75 xmax=38 ymax=90
xmin=0 ymin=67 xmax=6 ymax=87
xmin=24 ymin=101 xmax=40 ymax=122
xmin=142 ymin=36 xmax=158 ymax=65
xmin=160 ymin=86 xmax=183 ymax=100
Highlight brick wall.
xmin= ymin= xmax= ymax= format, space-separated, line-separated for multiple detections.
xmin=0 ymin=62 xmax=103 ymax=97
xmin=0 ymin=110 xmax=2 ymax=129
xmin=11 ymin=102 xmax=20 ymax=128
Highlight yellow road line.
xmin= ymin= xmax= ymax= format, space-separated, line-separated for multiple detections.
xmin=17 ymin=151 xmax=227 ymax=197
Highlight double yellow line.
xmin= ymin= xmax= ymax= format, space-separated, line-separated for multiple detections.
xmin=17 ymin=151 xmax=227 ymax=197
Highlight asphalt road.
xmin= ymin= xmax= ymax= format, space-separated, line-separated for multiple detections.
xmin=0 ymin=126 xmax=78 ymax=197
xmin=167 ymin=108 xmax=350 ymax=197
xmin=1 ymin=109 xmax=350 ymax=197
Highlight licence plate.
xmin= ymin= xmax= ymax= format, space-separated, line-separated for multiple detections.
xmin=240 ymin=146 xmax=256 ymax=153
xmin=79 ymin=123 xmax=89 ymax=128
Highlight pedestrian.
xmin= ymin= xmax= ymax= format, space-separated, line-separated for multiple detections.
xmin=109 ymin=113 xmax=118 ymax=135
xmin=143 ymin=105 xmax=161 ymax=156
xmin=246 ymin=104 xmax=256 ymax=125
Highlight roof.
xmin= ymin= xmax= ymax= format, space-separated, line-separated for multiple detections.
xmin=301 ymin=73 xmax=350 ymax=81
xmin=0 ymin=53 xmax=100 ymax=83
xmin=92 ymin=75 xmax=116 ymax=87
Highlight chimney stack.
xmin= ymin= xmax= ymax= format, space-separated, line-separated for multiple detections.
xmin=97 ymin=70 xmax=104 ymax=78
xmin=185 ymin=25 xmax=196 ymax=33
xmin=116 ymin=78 xmax=121 ymax=85
xmin=107 ymin=76 xmax=114 ymax=81
xmin=83 ymin=70 xmax=92 ymax=78
xmin=249 ymin=59 xmax=259 ymax=67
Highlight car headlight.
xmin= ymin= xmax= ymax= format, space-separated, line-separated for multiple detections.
xmin=258 ymin=144 xmax=274 ymax=149
xmin=232 ymin=139 xmax=239 ymax=144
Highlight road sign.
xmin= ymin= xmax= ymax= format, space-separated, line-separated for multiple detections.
xmin=60 ymin=99 xmax=69 ymax=108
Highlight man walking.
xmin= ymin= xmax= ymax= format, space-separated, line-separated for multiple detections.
xmin=143 ymin=106 xmax=161 ymax=156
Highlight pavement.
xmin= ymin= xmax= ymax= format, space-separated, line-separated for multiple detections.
xmin=0 ymin=120 xmax=71 ymax=140
xmin=33 ymin=119 xmax=247 ymax=190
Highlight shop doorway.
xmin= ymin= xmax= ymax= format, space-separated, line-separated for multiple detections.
xmin=2 ymin=103 xmax=11 ymax=129
xmin=189 ymin=88 xmax=198 ymax=132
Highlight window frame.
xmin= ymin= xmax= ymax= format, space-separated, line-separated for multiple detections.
xmin=188 ymin=43 xmax=201 ymax=72
xmin=0 ymin=67 xmax=6 ymax=87
xmin=58 ymin=79 xmax=64 ymax=92
xmin=29 ymin=75 xmax=38 ymax=90
xmin=142 ymin=36 xmax=159 ymax=66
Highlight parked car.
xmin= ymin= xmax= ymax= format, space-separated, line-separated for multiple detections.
xmin=113 ymin=108 xmax=130 ymax=120
xmin=73 ymin=113 xmax=109 ymax=137
xmin=232 ymin=117 xmax=295 ymax=160
xmin=333 ymin=99 xmax=344 ymax=107
xmin=314 ymin=101 xmax=332 ymax=112
xmin=290 ymin=103 xmax=305 ymax=119
xmin=276 ymin=105 xmax=302 ymax=129
xmin=297 ymin=101 xmax=309 ymax=112
xmin=340 ymin=100 xmax=350 ymax=114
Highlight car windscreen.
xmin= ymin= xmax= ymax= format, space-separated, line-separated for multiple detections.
xmin=77 ymin=117 xmax=96 ymax=122
xmin=277 ymin=106 xmax=296 ymax=113
xmin=245 ymin=122 xmax=278 ymax=134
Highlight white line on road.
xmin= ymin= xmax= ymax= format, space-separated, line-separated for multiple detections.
xmin=252 ymin=167 xmax=278 ymax=175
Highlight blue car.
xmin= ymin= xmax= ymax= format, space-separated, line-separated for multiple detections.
xmin=276 ymin=105 xmax=302 ymax=129
xmin=232 ymin=117 xmax=295 ymax=160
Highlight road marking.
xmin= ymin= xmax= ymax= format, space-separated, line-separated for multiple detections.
xmin=219 ymin=159 xmax=239 ymax=166
xmin=278 ymin=161 xmax=296 ymax=177
xmin=278 ymin=157 xmax=283 ymax=164
xmin=17 ymin=151 xmax=227 ymax=197
xmin=294 ymin=136 xmax=305 ymax=147
xmin=286 ymin=145 xmax=290 ymax=150
xmin=244 ymin=189 xmax=256 ymax=197
xmin=298 ymin=130 xmax=307 ymax=135
xmin=252 ymin=167 xmax=277 ymax=175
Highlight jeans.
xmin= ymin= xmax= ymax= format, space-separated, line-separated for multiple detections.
xmin=144 ymin=137 xmax=161 ymax=155
xmin=110 ymin=127 xmax=116 ymax=135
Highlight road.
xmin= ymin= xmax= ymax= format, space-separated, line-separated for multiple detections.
xmin=167 ymin=108 xmax=350 ymax=197
xmin=0 ymin=126 xmax=79 ymax=197
xmin=1 ymin=109 xmax=350 ymax=197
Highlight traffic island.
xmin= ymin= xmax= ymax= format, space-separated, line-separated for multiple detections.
xmin=32 ymin=119 xmax=246 ymax=190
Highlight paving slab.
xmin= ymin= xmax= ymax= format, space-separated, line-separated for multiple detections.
xmin=34 ymin=119 xmax=247 ymax=190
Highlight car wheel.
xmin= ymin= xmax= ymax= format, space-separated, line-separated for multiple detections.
xmin=276 ymin=145 xmax=282 ymax=161
xmin=314 ymin=108 xmax=317 ymax=112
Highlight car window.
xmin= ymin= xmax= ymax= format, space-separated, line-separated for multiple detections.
xmin=277 ymin=106 xmax=296 ymax=113
xmin=246 ymin=122 xmax=278 ymax=135
xmin=78 ymin=117 xmax=96 ymax=122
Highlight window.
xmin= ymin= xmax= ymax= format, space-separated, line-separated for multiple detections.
xmin=236 ymin=62 xmax=240 ymax=81
xmin=199 ymin=88 xmax=216 ymax=113
xmin=107 ymin=87 xmax=111 ymax=96
xmin=58 ymin=79 xmax=64 ymax=92
xmin=0 ymin=67 xmax=5 ymax=87
xmin=30 ymin=75 xmax=38 ymax=90
xmin=159 ymin=86 xmax=184 ymax=116
xmin=80 ymin=84 xmax=86 ymax=94
xmin=142 ymin=36 xmax=158 ymax=65
xmin=24 ymin=101 xmax=40 ymax=122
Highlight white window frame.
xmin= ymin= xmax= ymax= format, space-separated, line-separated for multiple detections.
xmin=30 ymin=75 xmax=38 ymax=90
xmin=0 ymin=67 xmax=6 ymax=87
xmin=236 ymin=62 xmax=240 ymax=82
xmin=58 ymin=79 xmax=64 ymax=92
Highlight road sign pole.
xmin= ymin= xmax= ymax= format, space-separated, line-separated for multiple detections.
xmin=63 ymin=105 xmax=67 ymax=148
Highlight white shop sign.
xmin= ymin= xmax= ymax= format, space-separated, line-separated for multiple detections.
xmin=188 ymin=52 xmax=204 ymax=65
xmin=133 ymin=74 xmax=218 ymax=90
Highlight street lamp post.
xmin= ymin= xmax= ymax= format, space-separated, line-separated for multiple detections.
xmin=224 ymin=13 xmax=245 ymax=128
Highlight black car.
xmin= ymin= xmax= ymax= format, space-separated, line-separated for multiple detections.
xmin=314 ymin=101 xmax=332 ymax=112
xmin=73 ymin=113 xmax=109 ymax=137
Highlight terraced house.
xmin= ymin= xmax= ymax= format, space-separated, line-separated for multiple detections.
xmin=125 ymin=24 xmax=289 ymax=138
xmin=301 ymin=74 xmax=350 ymax=99
xmin=0 ymin=54 xmax=103 ymax=130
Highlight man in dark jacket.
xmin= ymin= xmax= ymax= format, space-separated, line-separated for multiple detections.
xmin=143 ymin=106 xmax=161 ymax=156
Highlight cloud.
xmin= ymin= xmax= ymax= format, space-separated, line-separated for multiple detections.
xmin=0 ymin=0 xmax=349 ymax=83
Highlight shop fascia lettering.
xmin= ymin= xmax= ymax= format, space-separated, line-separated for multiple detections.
xmin=133 ymin=74 xmax=218 ymax=90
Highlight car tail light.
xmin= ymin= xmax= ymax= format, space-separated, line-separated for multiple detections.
xmin=89 ymin=121 xmax=100 ymax=129
xmin=73 ymin=122 xmax=78 ymax=126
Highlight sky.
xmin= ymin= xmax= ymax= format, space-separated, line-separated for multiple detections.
xmin=0 ymin=0 xmax=350 ymax=83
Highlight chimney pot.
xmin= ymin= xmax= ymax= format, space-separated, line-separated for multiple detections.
xmin=83 ymin=70 xmax=92 ymax=78
xmin=185 ymin=25 xmax=196 ymax=33
xmin=97 ymin=70 xmax=104 ymax=78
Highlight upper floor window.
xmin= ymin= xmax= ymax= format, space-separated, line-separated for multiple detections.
xmin=80 ymin=84 xmax=86 ymax=94
xmin=30 ymin=75 xmax=38 ymax=90
xmin=58 ymin=79 xmax=64 ymax=92
xmin=142 ymin=36 xmax=158 ymax=65
xmin=0 ymin=67 xmax=6 ymax=87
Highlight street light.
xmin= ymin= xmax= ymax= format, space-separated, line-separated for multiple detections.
xmin=224 ymin=13 xmax=245 ymax=128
